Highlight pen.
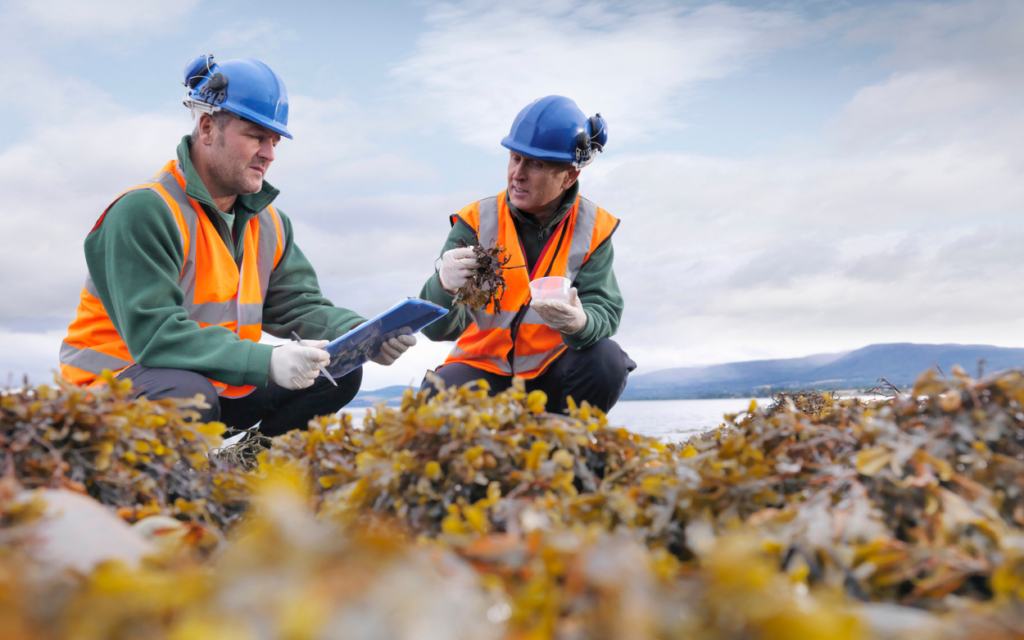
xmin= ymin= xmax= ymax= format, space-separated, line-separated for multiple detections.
xmin=290 ymin=331 xmax=337 ymax=387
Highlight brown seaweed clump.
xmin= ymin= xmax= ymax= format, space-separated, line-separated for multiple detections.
xmin=0 ymin=372 xmax=251 ymax=531
xmin=453 ymin=238 xmax=512 ymax=311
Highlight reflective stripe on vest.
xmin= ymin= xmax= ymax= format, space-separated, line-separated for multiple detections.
xmin=59 ymin=340 xmax=132 ymax=374
xmin=59 ymin=160 xmax=284 ymax=397
xmin=443 ymin=190 xmax=618 ymax=379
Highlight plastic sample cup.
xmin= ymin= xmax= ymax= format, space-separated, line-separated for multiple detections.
xmin=529 ymin=276 xmax=571 ymax=302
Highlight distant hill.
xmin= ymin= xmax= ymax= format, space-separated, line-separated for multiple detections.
xmin=348 ymin=385 xmax=412 ymax=407
xmin=622 ymin=343 xmax=1024 ymax=400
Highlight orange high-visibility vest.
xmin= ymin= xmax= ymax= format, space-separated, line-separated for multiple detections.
xmin=443 ymin=190 xmax=619 ymax=379
xmin=59 ymin=160 xmax=284 ymax=398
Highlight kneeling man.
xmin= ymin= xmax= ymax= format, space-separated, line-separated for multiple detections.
xmin=59 ymin=56 xmax=415 ymax=435
xmin=419 ymin=96 xmax=636 ymax=413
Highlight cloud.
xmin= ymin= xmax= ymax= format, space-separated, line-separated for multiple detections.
xmin=0 ymin=329 xmax=65 ymax=386
xmin=832 ymin=68 xmax=997 ymax=149
xmin=206 ymin=19 xmax=300 ymax=50
xmin=842 ymin=0 xmax=1024 ymax=73
xmin=8 ymin=0 xmax=200 ymax=36
xmin=392 ymin=1 xmax=809 ymax=150
xmin=0 ymin=111 xmax=184 ymax=320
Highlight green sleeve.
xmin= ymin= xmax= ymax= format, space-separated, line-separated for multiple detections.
xmin=562 ymin=239 xmax=624 ymax=350
xmin=260 ymin=211 xmax=368 ymax=341
xmin=84 ymin=191 xmax=275 ymax=387
xmin=419 ymin=220 xmax=476 ymax=342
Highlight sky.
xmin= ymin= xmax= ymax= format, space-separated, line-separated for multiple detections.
xmin=1 ymin=0 xmax=1022 ymax=390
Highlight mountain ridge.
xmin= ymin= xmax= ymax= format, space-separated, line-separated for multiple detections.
xmin=346 ymin=343 xmax=1024 ymax=404
xmin=621 ymin=342 xmax=1024 ymax=400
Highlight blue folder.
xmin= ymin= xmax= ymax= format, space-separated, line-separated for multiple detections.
xmin=322 ymin=298 xmax=448 ymax=379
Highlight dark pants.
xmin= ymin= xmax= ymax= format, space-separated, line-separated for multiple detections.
xmin=118 ymin=365 xmax=362 ymax=437
xmin=420 ymin=338 xmax=636 ymax=413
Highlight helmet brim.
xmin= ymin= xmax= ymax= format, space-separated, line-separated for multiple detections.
xmin=500 ymin=136 xmax=574 ymax=163
xmin=221 ymin=103 xmax=293 ymax=139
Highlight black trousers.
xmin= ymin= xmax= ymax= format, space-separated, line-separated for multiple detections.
xmin=118 ymin=365 xmax=362 ymax=437
xmin=420 ymin=338 xmax=636 ymax=414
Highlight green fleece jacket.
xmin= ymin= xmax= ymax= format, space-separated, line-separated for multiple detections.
xmin=82 ymin=136 xmax=366 ymax=388
xmin=419 ymin=181 xmax=624 ymax=351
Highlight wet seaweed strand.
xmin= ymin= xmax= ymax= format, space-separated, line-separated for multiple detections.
xmin=453 ymin=238 xmax=512 ymax=311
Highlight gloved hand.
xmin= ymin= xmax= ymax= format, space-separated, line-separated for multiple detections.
xmin=372 ymin=334 xmax=417 ymax=366
xmin=439 ymin=246 xmax=480 ymax=294
xmin=530 ymin=287 xmax=587 ymax=335
xmin=268 ymin=340 xmax=330 ymax=390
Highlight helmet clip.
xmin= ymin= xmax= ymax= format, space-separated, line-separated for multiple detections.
xmin=195 ymin=73 xmax=228 ymax=106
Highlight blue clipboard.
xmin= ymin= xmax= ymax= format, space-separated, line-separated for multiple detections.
xmin=323 ymin=298 xmax=448 ymax=379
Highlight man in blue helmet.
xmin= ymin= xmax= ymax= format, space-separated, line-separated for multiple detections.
xmin=418 ymin=96 xmax=636 ymax=413
xmin=60 ymin=55 xmax=415 ymax=436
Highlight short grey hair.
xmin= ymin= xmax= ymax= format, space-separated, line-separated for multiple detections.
xmin=189 ymin=110 xmax=239 ymax=143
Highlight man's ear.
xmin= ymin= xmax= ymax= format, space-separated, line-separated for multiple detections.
xmin=562 ymin=167 xmax=581 ymax=190
xmin=197 ymin=114 xmax=216 ymax=146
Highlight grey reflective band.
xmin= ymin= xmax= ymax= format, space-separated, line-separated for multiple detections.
xmin=84 ymin=274 xmax=99 ymax=298
xmin=185 ymin=300 xmax=237 ymax=325
xmin=514 ymin=348 xmax=565 ymax=374
xmin=448 ymin=345 xmax=513 ymax=375
xmin=179 ymin=299 xmax=264 ymax=327
xmin=477 ymin=196 xmax=499 ymax=247
xmin=521 ymin=308 xmax=546 ymax=326
xmin=151 ymin=170 xmax=201 ymax=307
xmin=468 ymin=309 xmax=517 ymax=331
xmin=154 ymin=171 xmax=195 ymax=260
xmin=239 ymin=302 xmax=263 ymax=326
xmin=565 ymin=196 xmax=598 ymax=282
xmin=59 ymin=341 xmax=131 ymax=374
xmin=255 ymin=209 xmax=281 ymax=300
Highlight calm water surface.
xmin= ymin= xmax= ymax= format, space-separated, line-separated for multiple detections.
xmin=339 ymin=398 xmax=772 ymax=442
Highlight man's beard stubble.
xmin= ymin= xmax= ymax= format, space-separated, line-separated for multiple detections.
xmin=209 ymin=135 xmax=263 ymax=200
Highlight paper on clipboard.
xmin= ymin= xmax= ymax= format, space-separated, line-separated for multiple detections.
xmin=322 ymin=298 xmax=448 ymax=379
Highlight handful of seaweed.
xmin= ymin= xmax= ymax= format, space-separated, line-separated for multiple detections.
xmin=453 ymin=238 xmax=511 ymax=311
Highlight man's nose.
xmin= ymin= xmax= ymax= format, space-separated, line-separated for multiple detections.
xmin=258 ymin=140 xmax=275 ymax=163
xmin=511 ymin=159 xmax=525 ymax=181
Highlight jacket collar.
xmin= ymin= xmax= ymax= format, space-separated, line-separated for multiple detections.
xmin=176 ymin=135 xmax=280 ymax=215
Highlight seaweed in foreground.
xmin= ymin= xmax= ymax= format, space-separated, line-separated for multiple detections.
xmin=209 ymin=429 xmax=270 ymax=472
xmin=268 ymin=367 xmax=1024 ymax=615
xmin=8 ymin=366 xmax=1024 ymax=638
xmin=0 ymin=372 xmax=251 ymax=530
xmin=765 ymin=388 xmax=843 ymax=416
xmin=453 ymin=238 xmax=512 ymax=311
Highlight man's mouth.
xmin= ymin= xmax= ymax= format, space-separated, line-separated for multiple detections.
xmin=511 ymin=186 xmax=528 ymax=196
xmin=250 ymin=165 xmax=266 ymax=175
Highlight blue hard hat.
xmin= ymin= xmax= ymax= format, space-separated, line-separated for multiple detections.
xmin=182 ymin=55 xmax=292 ymax=139
xmin=501 ymin=96 xmax=608 ymax=168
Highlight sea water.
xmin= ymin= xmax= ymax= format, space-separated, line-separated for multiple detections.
xmin=338 ymin=397 xmax=772 ymax=442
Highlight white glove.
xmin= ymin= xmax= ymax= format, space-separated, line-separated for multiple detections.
xmin=439 ymin=247 xmax=480 ymax=294
xmin=530 ymin=287 xmax=587 ymax=335
xmin=268 ymin=340 xmax=330 ymax=390
xmin=372 ymin=334 xmax=417 ymax=366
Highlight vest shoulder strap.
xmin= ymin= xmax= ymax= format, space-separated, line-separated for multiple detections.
xmin=256 ymin=205 xmax=286 ymax=300
xmin=450 ymin=199 xmax=484 ymax=236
